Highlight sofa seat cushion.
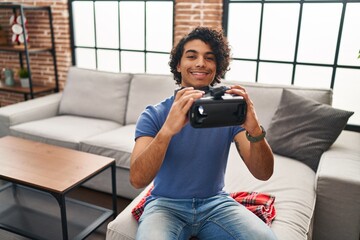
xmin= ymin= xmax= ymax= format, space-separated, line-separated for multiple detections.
xmin=10 ymin=115 xmax=121 ymax=149
xmin=59 ymin=67 xmax=132 ymax=124
xmin=80 ymin=125 xmax=136 ymax=169
xmin=224 ymin=144 xmax=316 ymax=240
xmin=106 ymin=143 xmax=316 ymax=240
xmin=107 ymin=185 xmax=153 ymax=240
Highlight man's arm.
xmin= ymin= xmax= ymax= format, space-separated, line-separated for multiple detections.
xmin=129 ymin=88 xmax=204 ymax=188
xmin=227 ymin=85 xmax=274 ymax=180
xmin=234 ymin=130 xmax=274 ymax=180
xmin=129 ymin=131 xmax=172 ymax=189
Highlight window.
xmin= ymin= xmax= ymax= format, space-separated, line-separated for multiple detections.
xmin=70 ymin=0 xmax=174 ymax=74
xmin=223 ymin=0 xmax=360 ymax=130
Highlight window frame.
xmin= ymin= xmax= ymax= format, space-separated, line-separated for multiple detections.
xmin=68 ymin=0 xmax=175 ymax=73
xmin=223 ymin=0 xmax=360 ymax=132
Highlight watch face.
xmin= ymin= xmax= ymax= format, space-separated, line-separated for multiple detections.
xmin=12 ymin=24 xmax=23 ymax=34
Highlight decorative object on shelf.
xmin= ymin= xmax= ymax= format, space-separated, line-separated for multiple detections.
xmin=0 ymin=4 xmax=59 ymax=100
xmin=10 ymin=13 xmax=28 ymax=45
xmin=18 ymin=68 xmax=29 ymax=88
xmin=3 ymin=68 xmax=15 ymax=86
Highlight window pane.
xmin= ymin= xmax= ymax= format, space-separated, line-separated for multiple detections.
xmin=225 ymin=60 xmax=257 ymax=83
xmin=146 ymin=2 xmax=173 ymax=52
xmin=261 ymin=3 xmax=299 ymax=61
xmin=338 ymin=3 xmax=360 ymax=66
xmin=297 ymin=3 xmax=342 ymax=64
xmin=72 ymin=1 xmax=95 ymax=47
xmin=121 ymin=51 xmax=145 ymax=73
xmin=258 ymin=62 xmax=293 ymax=85
xmin=294 ymin=65 xmax=332 ymax=88
xmin=333 ymin=68 xmax=360 ymax=125
xmin=75 ymin=48 xmax=96 ymax=69
xmin=228 ymin=3 xmax=261 ymax=59
xmin=146 ymin=53 xmax=170 ymax=74
xmin=95 ymin=2 xmax=119 ymax=49
xmin=97 ymin=49 xmax=120 ymax=73
xmin=120 ymin=2 xmax=145 ymax=50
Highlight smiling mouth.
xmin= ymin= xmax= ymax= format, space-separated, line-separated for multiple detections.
xmin=191 ymin=71 xmax=209 ymax=77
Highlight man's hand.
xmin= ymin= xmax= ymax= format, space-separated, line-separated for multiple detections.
xmin=228 ymin=85 xmax=274 ymax=181
xmin=226 ymin=85 xmax=262 ymax=135
xmin=162 ymin=87 xmax=204 ymax=136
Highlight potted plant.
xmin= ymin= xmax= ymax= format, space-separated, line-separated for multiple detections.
xmin=18 ymin=67 xmax=30 ymax=88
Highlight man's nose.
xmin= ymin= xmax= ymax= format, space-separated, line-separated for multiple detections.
xmin=196 ymin=57 xmax=206 ymax=67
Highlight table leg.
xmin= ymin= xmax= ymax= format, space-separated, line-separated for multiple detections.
xmin=111 ymin=162 xmax=117 ymax=218
xmin=53 ymin=193 xmax=69 ymax=240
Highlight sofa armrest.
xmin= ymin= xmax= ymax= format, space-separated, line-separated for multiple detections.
xmin=313 ymin=130 xmax=360 ymax=240
xmin=0 ymin=93 xmax=62 ymax=137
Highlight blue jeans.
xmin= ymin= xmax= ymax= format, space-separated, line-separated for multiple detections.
xmin=136 ymin=194 xmax=277 ymax=240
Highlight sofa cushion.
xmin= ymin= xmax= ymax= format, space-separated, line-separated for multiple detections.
xmin=126 ymin=73 xmax=177 ymax=124
xmin=266 ymin=89 xmax=354 ymax=172
xmin=221 ymin=81 xmax=333 ymax=130
xmin=10 ymin=115 xmax=121 ymax=149
xmin=107 ymin=144 xmax=317 ymax=240
xmin=80 ymin=125 xmax=136 ymax=169
xmin=59 ymin=67 xmax=132 ymax=124
xmin=224 ymin=145 xmax=317 ymax=240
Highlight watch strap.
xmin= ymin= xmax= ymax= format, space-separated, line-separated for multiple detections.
xmin=246 ymin=125 xmax=266 ymax=143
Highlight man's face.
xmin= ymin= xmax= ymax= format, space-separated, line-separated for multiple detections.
xmin=177 ymin=39 xmax=216 ymax=88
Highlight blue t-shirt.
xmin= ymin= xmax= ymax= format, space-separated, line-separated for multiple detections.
xmin=135 ymin=96 xmax=243 ymax=199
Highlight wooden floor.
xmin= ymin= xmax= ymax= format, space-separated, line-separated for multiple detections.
xmin=0 ymin=186 xmax=132 ymax=240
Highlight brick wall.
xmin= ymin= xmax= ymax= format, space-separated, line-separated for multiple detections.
xmin=174 ymin=0 xmax=223 ymax=44
xmin=0 ymin=0 xmax=223 ymax=106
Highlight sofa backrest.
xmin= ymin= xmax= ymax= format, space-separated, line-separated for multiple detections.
xmin=59 ymin=67 xmax=132 ymax=124
xmin=126 ymin=73 xmax=178 ymax=124
xmin=221 ymin=80 xmax=333 ymax=130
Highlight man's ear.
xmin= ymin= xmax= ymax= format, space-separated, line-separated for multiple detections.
xmin=177 ymin=64 xmax=181 ymax=73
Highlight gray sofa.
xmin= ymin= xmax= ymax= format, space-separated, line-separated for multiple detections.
xmin=0 ymin=67 xmax=359 ymax=240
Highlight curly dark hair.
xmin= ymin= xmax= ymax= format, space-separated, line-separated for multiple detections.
xmin=169 ymin=27 xmax=231 ymax=86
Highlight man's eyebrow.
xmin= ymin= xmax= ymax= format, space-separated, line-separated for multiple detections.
xmin=184 ymin=49 xmax=215 ymax=55
xmin=185 ymin=49 xmax=197 ymax=54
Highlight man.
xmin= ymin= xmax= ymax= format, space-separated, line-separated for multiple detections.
xmin=130 ymin=27 xmax=276 ymax=240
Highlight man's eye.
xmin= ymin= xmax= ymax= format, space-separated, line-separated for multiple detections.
xmin=187 ymin=55 xmax=195 ymax=59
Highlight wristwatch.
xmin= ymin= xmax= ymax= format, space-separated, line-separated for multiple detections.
xmin=246 ymin=125 xmax=266 ymax=143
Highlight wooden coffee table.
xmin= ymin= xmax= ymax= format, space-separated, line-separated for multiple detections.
xmin=0 ymin=136 xmax=117 ymax=240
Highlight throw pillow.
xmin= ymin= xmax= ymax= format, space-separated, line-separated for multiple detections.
xmin=59 ymin=67 xmax=132 ymax=124
xmin=266 ymin=89 xmax=354 ymax=172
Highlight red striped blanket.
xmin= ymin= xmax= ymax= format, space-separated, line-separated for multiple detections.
xmin=131 ymin=187 xmax=276 ymax=226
